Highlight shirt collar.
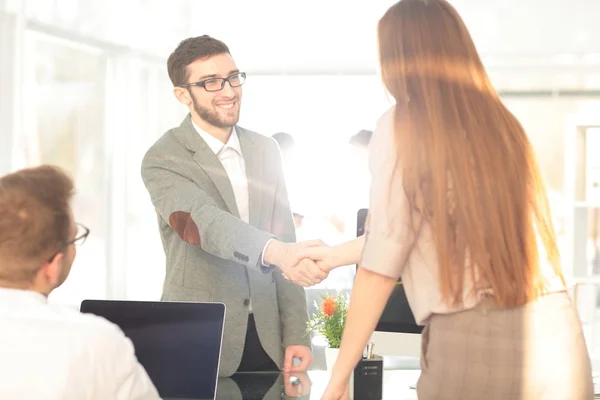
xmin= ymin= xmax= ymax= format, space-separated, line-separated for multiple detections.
xmin=0 ymin=287 xmax=48 ymax=305
xmin=191 ymin=120 xmax=241 ymax=157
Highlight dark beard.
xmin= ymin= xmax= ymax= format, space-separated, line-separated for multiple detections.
xmin=191 ymin=96 xmax=239 ymax=129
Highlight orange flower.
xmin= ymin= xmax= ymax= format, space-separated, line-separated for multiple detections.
xmin=322 ymin=297 xmax=337 ymax=317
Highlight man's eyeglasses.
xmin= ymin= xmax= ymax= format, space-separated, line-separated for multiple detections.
xmin=178 ymin=72 xmax=246 ymax=92
xmin=47 ymin=223 xmax=90 ymax=263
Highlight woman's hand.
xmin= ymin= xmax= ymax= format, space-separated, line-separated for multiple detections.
xmin=299 ymin=236 xmax=365 ymax=272
xmin=298 ymin=245 xmax=337 ymax=272
xmin=320 ymin=376 xmax=350 ymax=400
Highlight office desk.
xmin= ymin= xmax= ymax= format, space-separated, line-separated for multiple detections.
xmin=214 ymin=369 xmax=421 ymax=400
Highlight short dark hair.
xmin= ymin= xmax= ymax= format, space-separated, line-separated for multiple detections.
xmin=349 ymin=130 xmax=373 ymax=148
xmin=0 ymin=165 xmax=74 ymax=282
xmin=272 ymin=132 xmax=296 ymax=153
xmin=167 ymin=35 xmax=230 ymax=86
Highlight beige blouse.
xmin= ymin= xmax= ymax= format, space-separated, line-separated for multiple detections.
xmin=360 ymin=107 xmax=563 ymax=325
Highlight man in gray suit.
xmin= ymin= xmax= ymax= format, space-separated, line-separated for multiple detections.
xmin=141 ymin=35 xmax=328 ymax=378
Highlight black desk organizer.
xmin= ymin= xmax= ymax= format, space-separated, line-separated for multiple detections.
xmin=352 ymin=354 xmax=383 ymax=400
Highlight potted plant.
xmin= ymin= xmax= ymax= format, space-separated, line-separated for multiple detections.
xmin=307 ymin=291 xmax=349 ymax=371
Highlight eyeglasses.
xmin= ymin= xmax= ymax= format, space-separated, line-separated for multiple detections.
xmin=47 ymin=223 xmax=90 ymax=263
xmin=178 ymin=72 xmax=246 ymax=92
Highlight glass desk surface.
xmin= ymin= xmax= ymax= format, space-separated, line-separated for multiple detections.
xmin=209 ymin=369 xmax=421 ymax=400
xmin=163 ymin=369 xmax=419 ymax=400
xmin=164 ymin=369 xmax=600 ymax=399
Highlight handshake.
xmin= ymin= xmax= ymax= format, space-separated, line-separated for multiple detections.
xmin=264 ymin=239 xmax=335 ymax=287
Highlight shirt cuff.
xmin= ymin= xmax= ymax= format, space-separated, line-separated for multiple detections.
xmin=260 ymin=238 xmax=276 ymax=273
xmin=360 ymin=234 xmax=405 ymax=279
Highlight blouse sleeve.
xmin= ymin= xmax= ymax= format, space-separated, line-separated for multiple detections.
xmin=360 ymin=108 xmax=420 ymax=279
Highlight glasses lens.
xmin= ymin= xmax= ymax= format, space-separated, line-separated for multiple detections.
xmin=74 ymin=225 xmax=88 ymax=246
xmin=228 ymin=73 xmax=245 ymax=87
xmin=204 ymin=79 xmax=224 ymax=92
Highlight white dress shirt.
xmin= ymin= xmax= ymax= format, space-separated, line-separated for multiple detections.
xmin=193 ymin=123 xmax=278 ymax=264
xmin=0 ymin=288 xmax=159 ymax=400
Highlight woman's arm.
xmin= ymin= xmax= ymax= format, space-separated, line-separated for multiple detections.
xmin=299 ymin=234 xmax=366 ymax=272
xmin=322 ymin=108 xmax=419 ymax=398
xmin=329 ymin=266 xmax=397 ymax=384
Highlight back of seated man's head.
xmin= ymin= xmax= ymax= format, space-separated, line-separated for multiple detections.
xmin=0 ymin=165 xmax=78 ymax=296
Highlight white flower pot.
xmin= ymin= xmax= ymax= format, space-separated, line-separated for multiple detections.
xmin=325 ymin=347 xmax=340 ymax=371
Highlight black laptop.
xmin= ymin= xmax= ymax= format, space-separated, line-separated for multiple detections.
xmin=81 ymin=300 xmax=225 ymax=400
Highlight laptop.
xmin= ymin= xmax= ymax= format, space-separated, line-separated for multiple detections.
xmin=80 ymin=300 xmax=226 ymax=400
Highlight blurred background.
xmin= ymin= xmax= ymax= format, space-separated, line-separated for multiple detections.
xmin=1 ymin=0 xmax=600 ymax=364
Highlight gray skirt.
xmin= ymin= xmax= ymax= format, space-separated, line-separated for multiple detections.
xmin=417 ymin=291 xmax=593 ymax=400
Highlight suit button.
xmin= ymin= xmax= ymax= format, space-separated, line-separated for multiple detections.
xmin=243 ymin=298 xmax=250 ymax=306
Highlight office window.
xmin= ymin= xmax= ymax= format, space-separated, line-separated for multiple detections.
xmin=25 ymin=0 xmax=195 ymax=56
xmin=22 ymin=33 xmax=108 ymax=306
xmin=124 ymin=65 xmax=185 ymax=300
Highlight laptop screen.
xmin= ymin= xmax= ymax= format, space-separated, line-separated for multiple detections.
xmin=81 ymin=300 xmax=225 ymax=399
xmin=357 ymin=209 xmax=423 ymax=334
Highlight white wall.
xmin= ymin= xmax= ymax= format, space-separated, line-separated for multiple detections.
xmin=192 ymin=0 xmax=600 ymax=73
xmin=505 ymin=96 xmax=600 ymax=194
xmin=241 ymin=73 xmax=600 ymax=196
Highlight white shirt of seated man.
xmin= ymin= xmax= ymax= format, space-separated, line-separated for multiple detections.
xmin=0 ymin=216 xmax=159 ymax=400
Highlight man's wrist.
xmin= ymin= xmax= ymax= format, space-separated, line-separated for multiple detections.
xmin=260 ymin=238 xmax=274 ymax=267
xmin=263 ymin=239 xmax=285 ymax=267
xmin=284 ymin=340 xmax=312 ymax=349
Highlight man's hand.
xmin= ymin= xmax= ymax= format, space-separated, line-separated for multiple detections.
xmin=287 ymin=257 xmax=330 ymax=287
xmin=264 ymin=240 xmax=328 ymax=286
xmin=283 ymin=345 xmax=313 ymax=372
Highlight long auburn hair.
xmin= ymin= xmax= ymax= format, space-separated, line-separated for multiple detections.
xmin=377 ymin=0 xmax=564 ymax=308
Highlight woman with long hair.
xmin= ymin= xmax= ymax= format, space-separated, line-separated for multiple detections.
xmin=301 ymin=0 xmax=593 ymax=398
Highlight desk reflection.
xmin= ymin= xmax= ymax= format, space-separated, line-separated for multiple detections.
xmin=217 ymin=372 xmax=311 ymax=400
xmin=197 ymin=369 xmax=419 ymax=399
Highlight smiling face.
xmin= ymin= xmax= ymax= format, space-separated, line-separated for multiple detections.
xmin=175 ymin=53 xmax=243 ymax=130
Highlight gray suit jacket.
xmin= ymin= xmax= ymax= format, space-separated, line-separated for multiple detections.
xmin=141 ymin=115 xmax=310 ymax=377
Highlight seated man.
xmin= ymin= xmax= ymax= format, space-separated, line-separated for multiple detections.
xmin=0 ymin=165 xmax=159 ymax=400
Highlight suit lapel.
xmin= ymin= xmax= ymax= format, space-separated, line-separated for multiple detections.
xmin=175 ymin=115 xmax=240 ymax=218
xmin=238 ymin=127 xmax=263 ymax=228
